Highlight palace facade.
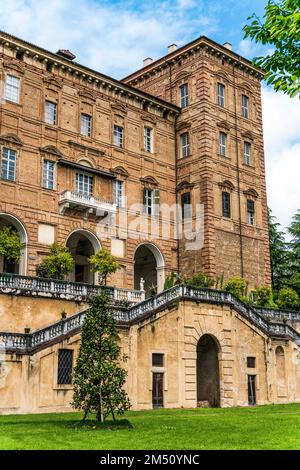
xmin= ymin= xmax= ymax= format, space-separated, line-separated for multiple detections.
xmin=0 ymin=31 xmax=299 ymax=415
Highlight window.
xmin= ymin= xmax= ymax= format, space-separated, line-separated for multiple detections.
xmin=45 ymin=100 xmax=57 ymax=125
xmin=43 ymin=160 xmax=55 ymax=190
xmin=180 ymin=132 xmax=190 ymax=158
xmin=244 ymin=142 xmax=251 ymax=165
xmin=247 ymin=357 xmax=256 ymax=368
xmin=114 ymin=125 xmax=124 ymax=148
xmin=181 ymin=192 xmax=191 ymax=219
xmin=114 ymin=180 xmax=124 ymax=207
xmin=222 ymin=192 xmax=231 ymax=218
xmin=248 ymin=375 xmax=256 ymax=405
xmin=76 ymin=172 xmax=93 ymax=197
xmin=57 ymin=349 xmax=73 ymax=385
xmin=217 ymin=83 xmax=225 ymax=107
xmin=5 ymin=75 xmax=20 ymax=103
xmin=219 ymin=132 xmax=227 ymax=156
xmin=143 ymin=188 xmax=153 ymax=215
xmin=247 ymin=199 xmax=255 ymax=225
xmin=180 ymin=83 xmax=189 ymax=108
xmin=144 ymin=127 xmax=152 ymax=152
xmin=81 ymin=114 xmax=92 ymax=137
xmin=152 ymin=353 xmax=164 ymax=367
xmin=242 ymin=95 xmax=249 ymax=118
xmin=1 ymin=147 xmax=16 ymax=181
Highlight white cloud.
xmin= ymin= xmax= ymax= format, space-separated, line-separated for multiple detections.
xmin=262 ymin=87 xmax=300 ymax=232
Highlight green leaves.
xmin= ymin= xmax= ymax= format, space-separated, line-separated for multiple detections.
xmin=36 ymin=243 xmax=74 ymax=280
xmin=72 ymin=294 xmax=131 ymax=422
xmin=0 ymin=226 xmax=22 ymax=263
xmin=244 ymin=0 xmax=300 ymax=97
xmin=89 ymin=248 xmax=119 ymax=286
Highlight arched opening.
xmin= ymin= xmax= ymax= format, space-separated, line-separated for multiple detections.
xmin=66 ymin=230 xmax=101 ymax=284
xmin=0 ymin=213 xmax=27 ymax=275
xmin=133 ymin=243 xmax=165 ymax=297
xmin=196 ymin=334 xmax=220 ymax=407
xmin=276 ymin=346 xmax=286 ymax=397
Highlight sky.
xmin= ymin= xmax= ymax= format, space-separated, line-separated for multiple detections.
xmin=0 ymin=0 xmax=299 ymax=234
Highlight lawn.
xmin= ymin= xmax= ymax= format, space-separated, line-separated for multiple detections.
xmin=0 ymin=404 xmax=300 ymax=450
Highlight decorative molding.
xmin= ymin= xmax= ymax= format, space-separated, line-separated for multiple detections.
xmin=78 ymin=89 xmax=96 ymax=102
xmin=40 ymin=145 xmax=63 ymax=157
xmin=217 ymin=120 xmax=231 ymax=132
xmin=3 ymin=61 xmax=24 ymax=75
xmin=111 ymin=103 xmax=127 ymax=115
xmin=68 ymin=140 xmax=105 ymax=157
xmin=218 ymin=180 xmax=235 ymax=191
xmin=243 ymin=188 xmax=259 ymax=199
xmin=42 ymin=76 xmax=63 ymax=89
xmin=177 ymin=120 xmax=191 ymax=131
xmin=214 ymin=70 xmax=229 ymax=83
xmin=241 ymin=130 xmax=254 ymax=141
xmin=176 ymin=180 xmax=194 ymax=191
xmin=0 ymin=133 xmax=23 ymax=146
xmin=173 ymin=70 xmax=191 ymax=84
xmin=111 ymin=165 xmax=129 ymax=178
xmin=140 ymin=175 xmax=159 ymax=187
xmin=140 ymin=114 xmax=157 ymax=126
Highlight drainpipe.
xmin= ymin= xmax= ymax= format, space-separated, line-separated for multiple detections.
xmin=174 ymin=114 xmax=180 ymax=275
xmin=232 ymin=64 xmax=244 ymax=277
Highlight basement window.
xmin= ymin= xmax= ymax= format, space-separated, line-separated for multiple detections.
xmin=57 ymin=349 xmax=73 ymax=384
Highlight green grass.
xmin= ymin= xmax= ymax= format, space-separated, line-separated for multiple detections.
xmin=1 ymin=404 xmax=300 ymax=450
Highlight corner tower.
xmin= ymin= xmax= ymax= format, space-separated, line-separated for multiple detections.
xmin=123 ymin=37 xmax=271 ymax=287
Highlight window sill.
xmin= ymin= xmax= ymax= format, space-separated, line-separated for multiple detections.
xmin=53 ymin=385 xmax=73 ymax=391
xmin=5 ymin=99 xmax=22 ymax=107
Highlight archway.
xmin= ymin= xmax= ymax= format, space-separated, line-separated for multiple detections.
xmin=196 ymin=334 xmax=220 ymax=407
xmin=0 ymin=213 xmax=27 ymax=275
xmin=133 ymin=243 xmax=165 ymax=297
xmin=66 ymin=230 xmax=101 ymax=284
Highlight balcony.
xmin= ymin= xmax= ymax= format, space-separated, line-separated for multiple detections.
xmin=59 ymin=191 xmax=117 ymax=218
xmin=0 ymin=272 xmax=145 ymax=304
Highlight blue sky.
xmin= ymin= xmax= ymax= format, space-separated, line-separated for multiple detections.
xmin=0 ymin=0 xmax=299 ymax=233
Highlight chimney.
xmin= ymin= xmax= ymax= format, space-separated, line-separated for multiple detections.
xmin=143 ymin=57 xmax=153 ymax=67
xmin=56 ymin=49 xmax=76 ymax=61
xmin=168 ymin=44 xmax=177 ymax=54
xmin=223 ymin=42 xmax=232 ymax=51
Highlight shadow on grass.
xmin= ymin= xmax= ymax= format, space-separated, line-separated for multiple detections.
xmin=69 ymin=419 xmax=133 ymax=431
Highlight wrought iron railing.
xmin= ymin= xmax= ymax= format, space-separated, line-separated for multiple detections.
xmin=1 ymin=284 xmax=300 ymax=353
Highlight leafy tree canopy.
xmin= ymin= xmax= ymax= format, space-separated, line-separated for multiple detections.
xmin=0 ymin=226 xmax=22 ymax=263
xmin=244 ymin=0 xmax=300 ymax=97
xmin=89 ymin=248 xmax=119 ymax=286
xmin=36 ymin=243 xmax=74 ymax=280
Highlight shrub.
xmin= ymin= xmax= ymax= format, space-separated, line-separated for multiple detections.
xmin=276 ymin=287 xmax=300 ymax=310
xmin=251 ymin=285 xmax=278 ymax=309
xmin=0 ymin=226 xmax=22 ymax=264
xmin=89 ymin=248 xmax=119 ymax=286
xmin=224 ymin=276 xmax=248 ymax=300
xmin=164 ymin=272 xmax=184 ymax=290
xmin=186 ymin=272 xmax=214 ymax=289
xmin=36 ymin=243 xmax=74 ymax=280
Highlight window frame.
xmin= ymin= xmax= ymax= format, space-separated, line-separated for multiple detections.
xmin=244 ymin=142 xmax=251 ymax=165
xmin=180 ymin=132 xmax=190 ymax=158
xmin=217 ymin=82 xmax=225 ymax=107
xmin=1 ymin=147 xmax=17 ymax=182
xmin=222 ymin=191 xmax=231 ymax=219
xmin=144 ymin=126 xmax=153 ymax=153
xmin=42 ymin=159 xmax=56 ymax=190
xmin=5 ymin=74 xmax=20 ymax=104
xmin=114 ymin=179 xmax=124 ymax=208
xmin=242 ymin=94 xmax=249 ymax=118
xmin=247 ymin=199 xmax=255 ymax=225
xmin=113 ymin=125 xmax=124 ymax=148
xmin=45 ymin=100 xmax=57 ymax=126
xmin=75 ymin=171 xmax=93 ymax=198
xmin=219 ymin=132 xmax=227 ymax=157
xmin=57 ymin=349 xmax=73 ymax=385
xmin=181 ymin=192 xmax=192 ymax=219
xmin=180 ymin=83 xmax=189 ymax=108
xmin=143 ymin=187 xmax=153 ymax=215
xmin=81 ymin=113 xmax=92 ymax=137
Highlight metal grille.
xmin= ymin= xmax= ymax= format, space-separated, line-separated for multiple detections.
xmin=152 ymin=353 xmax=164 ymax=367
xmin=57 ymin=349 xmax=73 ymax=385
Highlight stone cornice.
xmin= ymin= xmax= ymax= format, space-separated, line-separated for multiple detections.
xmin=0 ymin=30 xmax=180 ymax=115
xmin=0 ymin=133 xmax=23 ymax=146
